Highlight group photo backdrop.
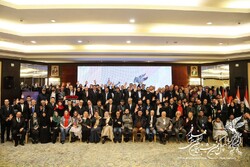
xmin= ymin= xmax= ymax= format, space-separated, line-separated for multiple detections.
xmin=77 ymin=66 xmax=172 ymax=88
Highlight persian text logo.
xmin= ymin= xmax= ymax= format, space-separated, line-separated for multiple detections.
xmin=178 ymin=116 xmax=244 ymax=160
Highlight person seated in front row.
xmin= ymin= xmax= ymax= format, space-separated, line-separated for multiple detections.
xmin=30 ymin=112 xmax=40 ymax=144
xmin=156 ymin=111 xmax=172 ymax=145
xmin=197 ymin=110 xmax=211 ymax=143
xmin=146 ymin=110 xmax=157 ymax=142
xmin=240 ymin=112 xmax=250 ymax=147
xmin=101 ymin=111 xmax=114 ymax=144
xmin=184 ymin=111 xmax=199 ymax=142
xmin=60 ymin=110 xmax=72 ymax=144
xmin=122 ymin=109 xmax=133 ymax=142
xmin=212 ymin=116 xmax=228 ymax=142
xmin=11 ymin=111 xmax=26 ymax=147
xmin=51 ymin=111 xmax=61 ymax=144
xmin=39 ymin=111 xmax=50 ymax=144
xmin=113 ymin=111 xmax=122 ymax=143
xmin=90 ymin=111 xmax=102 ymax=143
xmin=70 ymin=111 xmax=82 ymax=142
xmin=132 ymin=110 xmax=146 ymax=142
xmin=172 ymin=111 xmax=186 ymax=143
xmin=225 ymin=114 xmax=235 ymax=140
xmin=81 ymin=111 xmax=91 ymax=143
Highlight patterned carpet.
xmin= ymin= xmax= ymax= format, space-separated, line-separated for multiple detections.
xmin=0 ymin=140 xmax=249 ymax=167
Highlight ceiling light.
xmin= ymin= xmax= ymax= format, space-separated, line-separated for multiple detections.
xmin=126 ymin=40 xmax=131 ymax=44
xmin=206 ymin=22 xmax=212 ymax=25
xmin=219 ymin=43 xmax=223 ymax=45
xmin=50 ymin=20 xmax=56 ymax=23
xmin=77 ymin=40 xmax=82 ymax=43
xmin=129 ymin=19 xmax=135 ymax=23
xmin=31 ymin=41 xmax=36 ymax=44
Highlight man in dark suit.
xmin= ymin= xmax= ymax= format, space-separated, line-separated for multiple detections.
xmin=133 ymin=110 xmax=146 ymax=142
xmin=75 ymin=100 xmax=85 ymax=116
xmin=37 ymin=88 xmax=49 ymax=106
xmin=125 ymin=98 xmax=136 ymax=114
xmin=134 ymin=86 xmax=145 ymax=103
xmin=16 ymin=98 xmax=29 ymax=129
xmin=46 ymin=97 xmax=57 ymax=117
xmin=86 ymin=100 xmax=95 ymax=118
xmin=0 ymin=99 xmax=15 ymax=143
xmin=105 ymin=98 xmax=117 ymax=118
xmin=11 ymin=111 xmax=26 ymax=146
xmin=124 ymin=87 xmax=134 ymax=102
xmin=117 ymin=99 xmax=126 ymax=114
xmin=101 ymin=87 xmax=112 ymax=105
xmin=113 ymin=87 xmax=124 ymax=106
xmin=89 ymin=85 xmax=100 ymax=105
xmin=146 ymin=110 xmax=157 ymax=142
xmin=94 ymin=100 xmax=105 ymax=118
xmin=198 ymin=86 xmax=207 ymax=102
xmin=29 ymin=99 xmax=40 ymax=119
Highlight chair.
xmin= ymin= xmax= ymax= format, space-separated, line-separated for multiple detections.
xmin=132 ymin=132 xmax=145 ymax=142
xmin=69 ymin=132 xmax=82 ymax=142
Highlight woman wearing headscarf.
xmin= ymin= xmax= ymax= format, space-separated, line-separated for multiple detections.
xmin=60 ymin=110 xmax=72 ymax=144
xmin=30 ymin=112 xmax=40 ymax=144
xmin=101 ymin=111 xmax=114 ymax=144
xmin=54 ymin=100 xmax=65 ymax=117
xmin=81 ymin=111 xmax=91 ymax=143
xmin=51 ymin=111 xmax=61 ymax=143
xmin=69 ymin=111 xmax=82 ymax=142
xmin=39 ymin=111 xmax=50 ymax=143
xmin=89 ymin=111 xmax=102 ymax=143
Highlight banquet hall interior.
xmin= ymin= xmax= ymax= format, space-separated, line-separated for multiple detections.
xmin=0 ymin=0 xmax=250 ymax=167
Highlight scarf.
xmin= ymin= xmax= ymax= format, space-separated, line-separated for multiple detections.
xmin=52 ymin=113 xmax=61 ymax=126
xmin=64 ymin=114 xmax=70 ymax=127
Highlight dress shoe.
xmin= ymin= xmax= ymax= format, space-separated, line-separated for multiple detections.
xmin=102 ymin=139 xmax=105 ymax=144
xmin=14 ymin=143 xmax=18 ymax=147
xmin=20 ymin=142 xmax=24 ymax=146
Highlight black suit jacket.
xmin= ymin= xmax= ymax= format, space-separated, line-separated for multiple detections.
xmin=146 ymin=115 xmax=157 ymax=128
xmin=29 ymin=105 xmax=40 ymax=119
xmin=16 ymin=103 xmax=30 ymax=120
xmin=101 ymin=92 xmax=113 ymax=104
xmin=125 ymin=103 xmax=136 ymax=114
xmin=12 ymin=117 xmax=26 ymax=132
xmin=105 ymin=104 xmax=117 ymax=118
xmin=0 ymin=105 xmax=15 ymax=123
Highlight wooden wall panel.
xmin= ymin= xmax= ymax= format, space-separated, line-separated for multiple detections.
xmin=60 ymin=64 xmax=77 ymax=85
xmin=172 ymin=65 xmax=189 ymax=86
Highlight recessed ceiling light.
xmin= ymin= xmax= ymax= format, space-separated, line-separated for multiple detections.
xmin=219 ymin=43 xmax=223 ymax=45
xmin=126 ymin=40 xmax=131 ymax=44
xmin=77 ymin=40 xmax=82 ymax=43
xmin=31 ymin=41 xmax=36 ymax=44
xmin=206 ymin=22 xmax=212 ymax=25
xmin=50 ymin=20 xmax=56 ymax=23
xmin=129 ymin=19 xmax=135 ymax=23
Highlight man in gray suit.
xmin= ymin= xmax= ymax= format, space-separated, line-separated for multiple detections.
xmin=156 ymin=111 xmax=173 ymax=144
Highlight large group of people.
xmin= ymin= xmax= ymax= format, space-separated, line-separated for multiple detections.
xmin=0 ymin=81 xmax=249 ymax=147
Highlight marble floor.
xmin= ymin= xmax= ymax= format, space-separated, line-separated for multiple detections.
xmin=0 ymin=140 xmax=249 ymax=167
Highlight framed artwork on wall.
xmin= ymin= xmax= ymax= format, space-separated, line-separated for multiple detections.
xmin=190 ymin=66 xmax=198 ymax=77
xmin=51 ymin=65 xmax=59 ymax=77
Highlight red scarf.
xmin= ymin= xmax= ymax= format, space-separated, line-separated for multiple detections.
xmin=64 ymin=114 xmax=70 ymax=127
xmin=177 ymin=105 xmax=183 ymax=116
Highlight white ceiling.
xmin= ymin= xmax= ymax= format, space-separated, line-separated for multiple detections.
xmin=0 ymin=0 xmax=250 ymax=63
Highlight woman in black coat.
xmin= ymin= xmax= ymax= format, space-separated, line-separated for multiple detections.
xmin=30 ymin=112 xmax=40 ymax=144
xmin=39 ymin=111 xmax=50 ymax=143
xmin=81 ymin=111 xmax=92 ymax=143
